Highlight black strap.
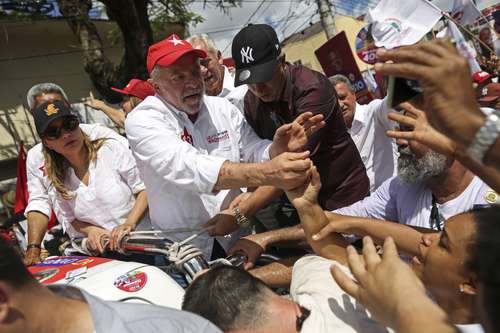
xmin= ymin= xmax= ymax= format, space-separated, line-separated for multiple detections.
xmin=430 ymin=195 xmax=442 ymax=231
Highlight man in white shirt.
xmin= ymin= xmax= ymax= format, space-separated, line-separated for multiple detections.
xmin=182 ymin=258 xmax=390 ymax=333
xmin=125 ymin=34 xmax=319 ymax=258
xmin=187 ymin=33 xmax=248 ymax=112
xmin=330 ymin=75 xmax=397 ymax=192
xmin=24 ymin=83 xmax=128 ymax=266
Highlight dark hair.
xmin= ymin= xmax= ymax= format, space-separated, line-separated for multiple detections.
xmin=467 ymin=205 xmax=500 ymax=333
xmin=0 ymin=237 xmax=33 ymax=287
xmin=182 ymin=265 xmax=270 ymax=331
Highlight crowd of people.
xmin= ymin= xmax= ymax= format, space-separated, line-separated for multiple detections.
xmin=2 ymin=16 xmax=500 ymax=333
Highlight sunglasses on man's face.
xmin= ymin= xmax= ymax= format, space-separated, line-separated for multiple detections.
xmin=296 ymin=306 xmax=311 ymax=331
xmin=43 ymin=117 xmax=79 ymax=140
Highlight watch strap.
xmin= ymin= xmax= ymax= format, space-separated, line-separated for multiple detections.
xmin=466 ymin=110 xmax=500 ymax=162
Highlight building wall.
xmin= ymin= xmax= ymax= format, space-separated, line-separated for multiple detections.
xmin=0 ymin=18 xmax=122 ymax=160
xmin=282 ymin=16 xmax=372 ymax=74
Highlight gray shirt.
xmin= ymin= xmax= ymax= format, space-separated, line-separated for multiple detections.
xmin=49 ymin=285 xmax=222 ymax=333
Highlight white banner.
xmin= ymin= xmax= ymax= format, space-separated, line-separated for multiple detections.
xmin=436 ymin=20 xmax=482 ymax=73
xmin=367 ymin=0 xmax=443 ymax=49
xmin=450 ymin=0 xmax=482 ymax=26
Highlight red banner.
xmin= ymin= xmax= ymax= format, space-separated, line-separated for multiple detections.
xmin=315 ymin=31 xmax=372 ymax=104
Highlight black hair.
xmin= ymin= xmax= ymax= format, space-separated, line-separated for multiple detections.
xmin=467 ymin=205 xmax=500 ymax=332
xmin=182 ymin=265 xmax=270 ymax=331
xmin=0 ymin=237 xmax=33 ymax=287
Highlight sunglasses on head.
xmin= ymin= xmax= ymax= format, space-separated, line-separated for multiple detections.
xmin=43 ymin=117 xmax=79 ymax=140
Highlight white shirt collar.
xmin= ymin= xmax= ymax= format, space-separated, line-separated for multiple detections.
xmin=350 ymin=102 xmax=368 ymax=132
xmin=219 ymin=65 xmax=236 ymax=98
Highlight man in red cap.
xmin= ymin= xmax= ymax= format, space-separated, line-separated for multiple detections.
xmin=86 ymin=79 xmax=155 ymax=128
xmin=124 ymin=35 xmax=323 ymax=259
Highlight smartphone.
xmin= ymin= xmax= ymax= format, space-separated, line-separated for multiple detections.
xmin=386 ymin=76 xmax=423 ymax=109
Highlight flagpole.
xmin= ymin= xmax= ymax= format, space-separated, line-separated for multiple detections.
xmin=442 ymin=11 xmax=495 ymax=54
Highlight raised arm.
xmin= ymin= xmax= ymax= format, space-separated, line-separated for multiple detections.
xmin=285 ymin=166 xmax=348 ymax=264
xmin=318 ymin=212 xmax=424 ymax=257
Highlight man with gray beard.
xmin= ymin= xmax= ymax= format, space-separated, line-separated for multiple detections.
xmin=228 ymin=102 xmax=499 ymax=274
xmin=330 ymin=138 xmax=494 ymax=231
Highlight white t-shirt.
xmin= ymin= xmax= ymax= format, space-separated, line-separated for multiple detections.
xmin=290 ymin=255 xmax=392 ymax=333
xmin=25 ymin=124 xmax=129 ymax=219
xmin=53 ymin=138 xmax=146 ymax=238
xmin=334 ymin=176 xmax=498 ymax=229
xmin=125 ymin=95 xmax=271 ymax=257
xmin=219 ymin=65 xmax=248 ymax=113
xmin=456 ymin=324 xmax=485 ymax=333
xmin=349 ymin=98 xmax=398 ymax=192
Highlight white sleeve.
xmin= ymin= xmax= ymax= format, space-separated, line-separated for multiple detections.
xmin=110 ymin=139 xmax=146 ymax=194
xmin=333 ymin=177 xmax=398 ymax=221
xmin=230 ymin=103 xmax=271 ymax=163
xmin=24 ymin=149 xmax=51 ymax=218
xmin=374 ymin=97 xmax=395 ymax=131
xmin=126 ymin=112 xmax=227 ymax=194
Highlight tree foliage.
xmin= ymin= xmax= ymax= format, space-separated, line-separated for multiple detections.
xmin=1 ymin=0 xmax=238 ymax=101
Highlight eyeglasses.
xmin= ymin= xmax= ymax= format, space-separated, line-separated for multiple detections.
xmin=43 ymin=117 xmax=79 ymax=140
xmin=296 ymin=306 xmax=310 ymax=331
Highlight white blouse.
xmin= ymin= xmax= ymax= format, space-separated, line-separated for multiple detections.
xmin=51 ymin=138 xmax=145 ymax=238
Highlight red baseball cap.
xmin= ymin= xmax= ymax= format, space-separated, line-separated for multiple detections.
xmin=478 ymin=83 xmax=500 ymax=103
xmin=111 ymin=79 xmax=155 ymax=100
xmin=146 ymin=34 xmax=206 ymax=74
xmin=472 ymin=71 xmax=494 ymax=84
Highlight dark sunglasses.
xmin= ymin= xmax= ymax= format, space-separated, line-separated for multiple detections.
xmin=296 ymin=306 xmax=311 ymax=331
xmin=43 ymin=117 xmax=79 ymax=140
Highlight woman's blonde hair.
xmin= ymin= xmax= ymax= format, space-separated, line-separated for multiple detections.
xmin=43 ymin=132 xmax=106 ymax=200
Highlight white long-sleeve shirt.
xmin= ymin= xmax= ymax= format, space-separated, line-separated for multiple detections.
xmin=349 ymin=98 xmax=398 ymax=192
xmin=55 ymin=138 xmax=145 ymax=238
xmin=25 ymin=124 xmax=128 ymax=219
xmin=125 ymin=95 xmax=271 ymax=257
xmin=219 ymin=65 xmax=248 ymax=113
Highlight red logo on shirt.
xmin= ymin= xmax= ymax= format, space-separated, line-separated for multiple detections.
xmin=207 ymin=130 xmax=230 ymax=144
xmin=181 ymin=127 xmax=193 ymax=146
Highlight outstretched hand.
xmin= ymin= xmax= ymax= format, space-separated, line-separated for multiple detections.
xmin=285 ymin=165 xmax=321 ymax=208
xmin=85 ymin=91 xmax=107 ymax=111
xmin=386 ymin=102 xmax=456 ymax=156
xmin=204 ymin=209 xmax=239 ymax=236
xmin=270 ymin=112 xmax=325 ymax=157
xmin=375 ymin=39 xmax=482 ymax=145
xmin=330 ymin=237 xmax=427 ymax=329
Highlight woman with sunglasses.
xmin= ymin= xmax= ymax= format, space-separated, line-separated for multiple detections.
xmin=33 ymin=100 xmax=148 ymax=256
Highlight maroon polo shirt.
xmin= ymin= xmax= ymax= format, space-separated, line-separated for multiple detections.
xmin=244 ymin=64 xmax=369 ymax=210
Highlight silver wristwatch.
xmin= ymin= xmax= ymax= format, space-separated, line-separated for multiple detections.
xmin=233 ymin=206 xmax=251 ymax=228
xmin=466 ymin=110 xmax=500 ymax=163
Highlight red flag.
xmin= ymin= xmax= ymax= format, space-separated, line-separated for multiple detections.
xmin=14 ymin=142 xmax=28 ymax=215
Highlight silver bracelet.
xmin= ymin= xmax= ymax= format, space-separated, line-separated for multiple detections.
xmin=466 ymin=110 xmax=500 ymax=163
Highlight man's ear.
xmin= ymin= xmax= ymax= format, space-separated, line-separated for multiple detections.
xmin=460 ymin=275 xmax=477 ymax=296
xmin=0 ymin=285 xmax=10 ymax=324
xmin=148 ymin=78 xmax=159 ymax=93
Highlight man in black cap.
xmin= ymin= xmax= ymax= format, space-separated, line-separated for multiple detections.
xmin=228 ymin=24 xmax=369 ymax=231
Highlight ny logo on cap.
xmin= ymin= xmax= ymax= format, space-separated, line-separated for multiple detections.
xmin=45 ymin=103 xmax=59 ymax=116
xmin=241 ymin=47 xmax=254 ymax=64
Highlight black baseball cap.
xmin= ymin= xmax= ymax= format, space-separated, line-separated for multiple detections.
xmin=231 ymin=24 xmax=281 ymax=87
xmin=33 ymin=100 xmax=74 ymax=136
